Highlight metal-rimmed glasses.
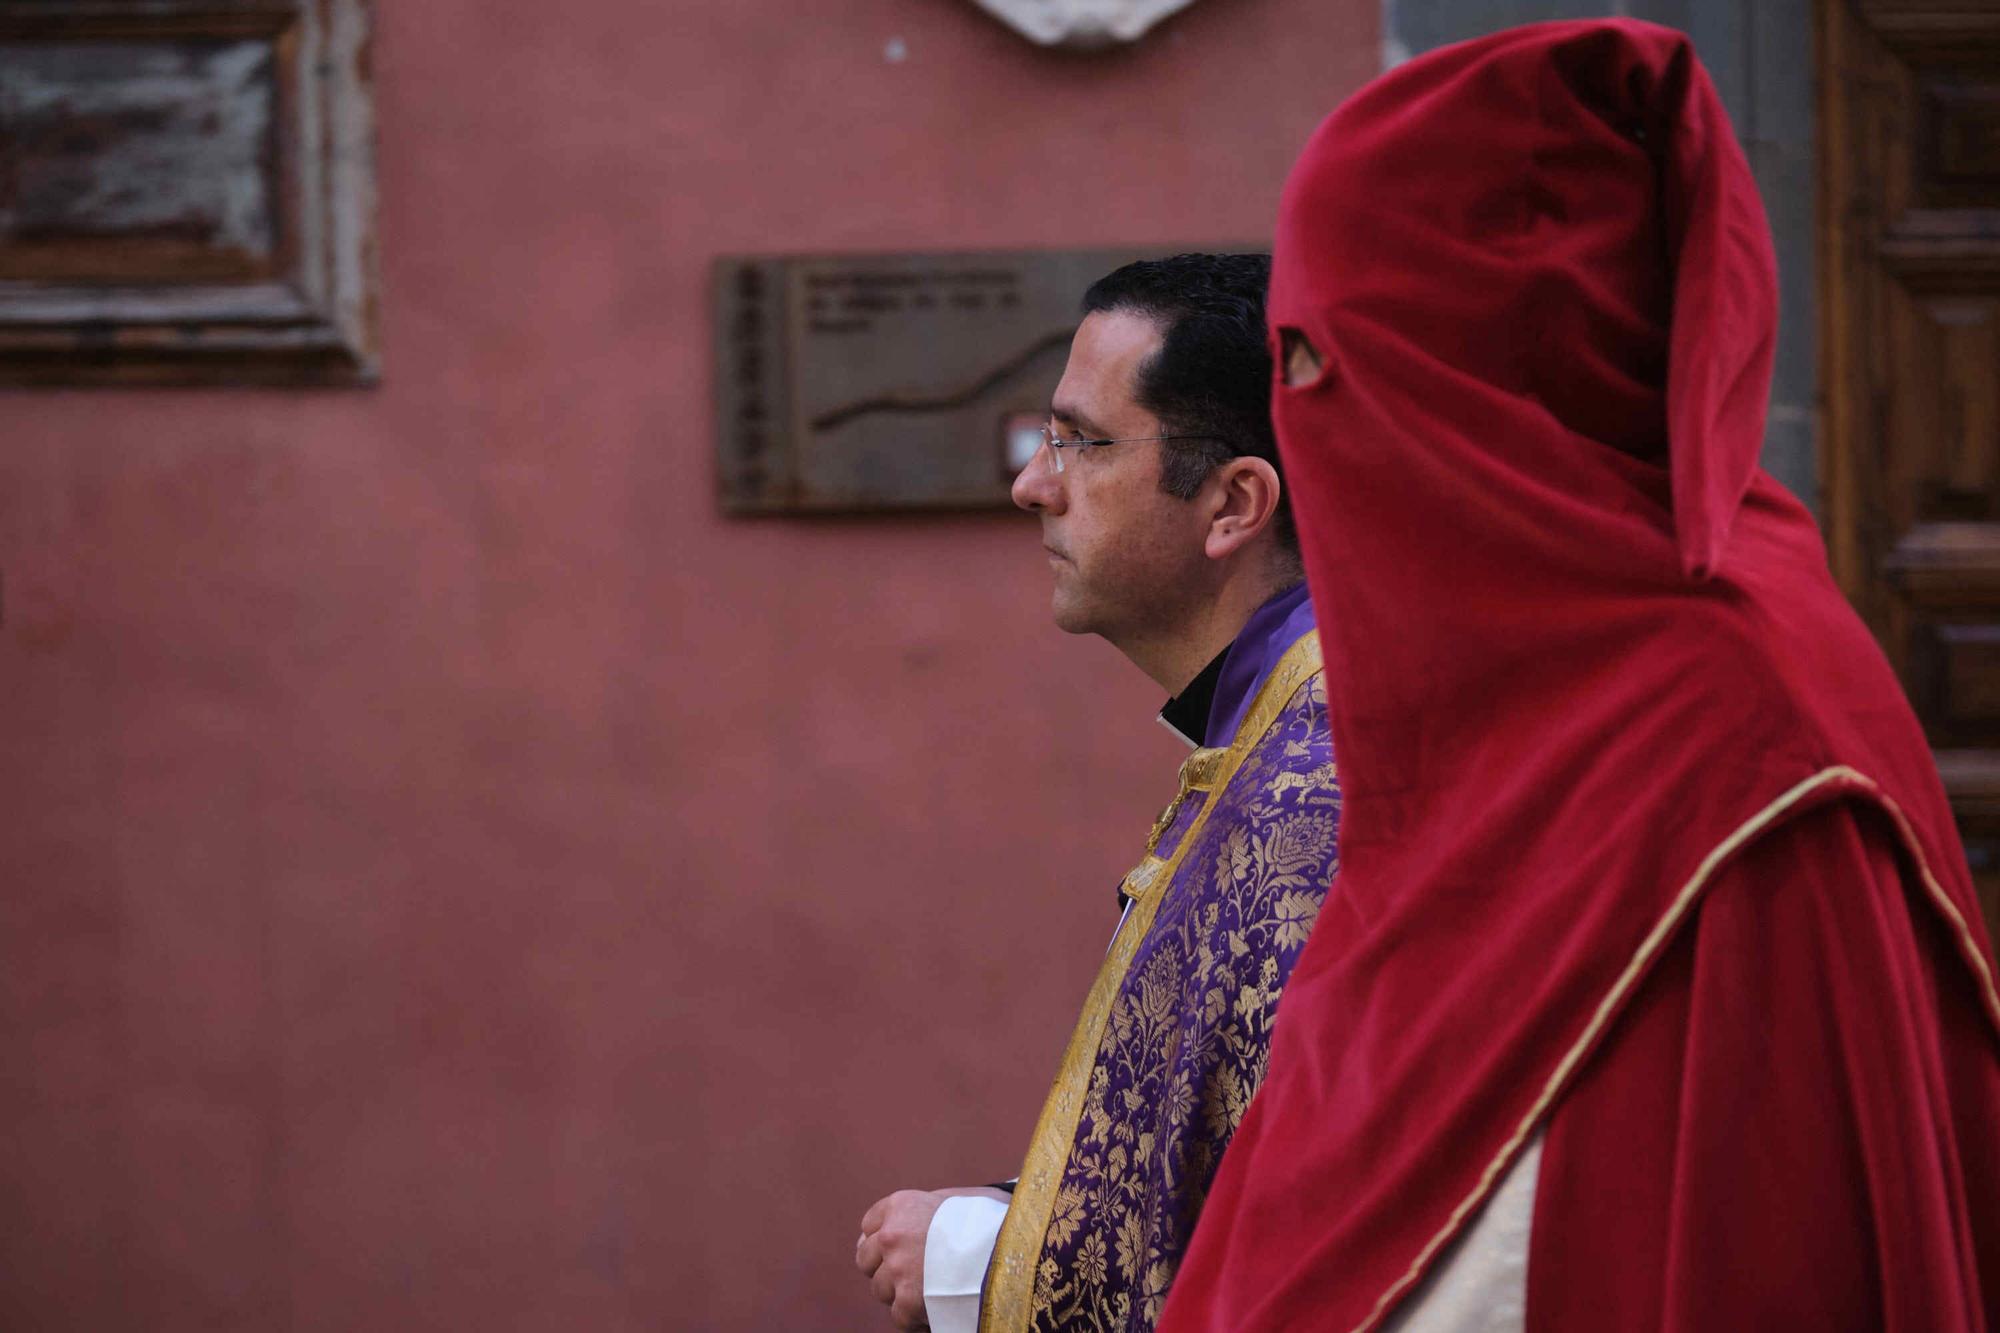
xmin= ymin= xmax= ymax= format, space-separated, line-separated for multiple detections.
xmin=1038 ymin=425 xmax=1224 ymax=473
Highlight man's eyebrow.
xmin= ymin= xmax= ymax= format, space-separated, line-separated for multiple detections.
xmin=1049 ymin=403 xmax=1109 ymax=439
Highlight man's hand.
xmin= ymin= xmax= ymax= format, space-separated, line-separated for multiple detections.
xmin=855 ymin=1187 xmax=1009 ymax=1331
xmin=856 ymin=1189 xmax=945 ymax=1330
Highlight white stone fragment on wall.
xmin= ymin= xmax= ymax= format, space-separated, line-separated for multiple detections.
xmin=968 ymin=0 xmax=1202 ymax=48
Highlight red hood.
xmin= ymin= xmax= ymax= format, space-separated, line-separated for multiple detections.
xmin=1159 ymin=20 xmax=2000 ymax=1332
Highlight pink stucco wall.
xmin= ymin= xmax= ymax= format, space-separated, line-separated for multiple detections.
xmin=0 ymin=3 xmax=1377 ymax=1328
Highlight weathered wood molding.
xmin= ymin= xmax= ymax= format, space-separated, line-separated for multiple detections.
xmin=0 ymin=0 xmax=377 ymax=386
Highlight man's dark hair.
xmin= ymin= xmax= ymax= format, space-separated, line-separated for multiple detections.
xmin=1080 ymin=253 xmax=1295 ymax=552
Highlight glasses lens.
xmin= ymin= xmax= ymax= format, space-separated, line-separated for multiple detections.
xmin=1042 ymin=426 xmax=1065 ymax=473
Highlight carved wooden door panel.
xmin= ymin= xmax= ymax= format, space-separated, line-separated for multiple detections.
xmin=1821 ymin=0 xmax=2000 ymax=933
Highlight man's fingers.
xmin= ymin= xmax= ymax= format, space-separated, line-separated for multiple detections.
xmin=891 ymin=1291 xmax=930 ymax=1332
xmin=861 ymin=1195 xmax=891 ymax=1234
xmin=858 ymin=1187 xmax=944 ymax=1322
xmin=855 ymin=1232 xmax=884 ymax=1278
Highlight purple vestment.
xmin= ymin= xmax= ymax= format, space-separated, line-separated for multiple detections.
xmin=983 ymin=595 xmax=1340 ymax=1331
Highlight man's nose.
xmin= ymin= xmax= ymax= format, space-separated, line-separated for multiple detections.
xmin=1011 ymin=443 xmax=1063 ymax=513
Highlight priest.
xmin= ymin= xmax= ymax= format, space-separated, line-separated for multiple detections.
xmin=855 ymin=254 xmax=1342 ymax=1332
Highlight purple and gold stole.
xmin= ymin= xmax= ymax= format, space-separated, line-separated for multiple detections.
xmin=983 ymin=630 xmax=1339 ymax=1332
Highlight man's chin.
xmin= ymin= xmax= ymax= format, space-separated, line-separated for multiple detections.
xmin=1049 ymin=596 xmax=1097 ymax=637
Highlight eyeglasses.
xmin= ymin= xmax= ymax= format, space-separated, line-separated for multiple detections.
xmin=1038 ymin=425 xmax=1223 ymax=473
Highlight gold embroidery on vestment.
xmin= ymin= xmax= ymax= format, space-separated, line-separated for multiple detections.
xmin=982 ymin=631 xmax=1331 ymax=1333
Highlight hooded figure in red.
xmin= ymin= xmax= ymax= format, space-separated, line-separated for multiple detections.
xmin=1158 ymin=20 xmax=2000 ymax=1333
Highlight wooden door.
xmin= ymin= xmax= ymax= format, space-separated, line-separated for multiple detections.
xmin=1820 ymin=0 xmax=2000 ymax=933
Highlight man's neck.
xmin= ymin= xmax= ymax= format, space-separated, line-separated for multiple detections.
xmin=1121 ymin=574 xmax=1298 ymax=696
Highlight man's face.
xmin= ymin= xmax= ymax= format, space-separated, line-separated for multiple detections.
xmin=1011 ymin=309 xmax=1213 ymax=644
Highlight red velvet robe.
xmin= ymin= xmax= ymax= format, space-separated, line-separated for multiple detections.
xmin=1532 ymin=803 xmax=2000 ymax=1331
xmin=1156 ymin=19 xmax=2000 ymax=1332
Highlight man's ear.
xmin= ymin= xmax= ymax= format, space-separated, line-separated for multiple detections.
xmin=1203 ymin=457 xmax=1282 ymax=561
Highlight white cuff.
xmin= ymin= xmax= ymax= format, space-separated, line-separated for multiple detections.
xmin=924 ymin=1194 xmax=1009 ymax=1333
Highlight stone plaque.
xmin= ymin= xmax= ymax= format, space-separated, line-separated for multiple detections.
xmin=714 ymin=247 xmax=1226 ymax=514
xmin=0 ymin=1 xmax=375 ymax=385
